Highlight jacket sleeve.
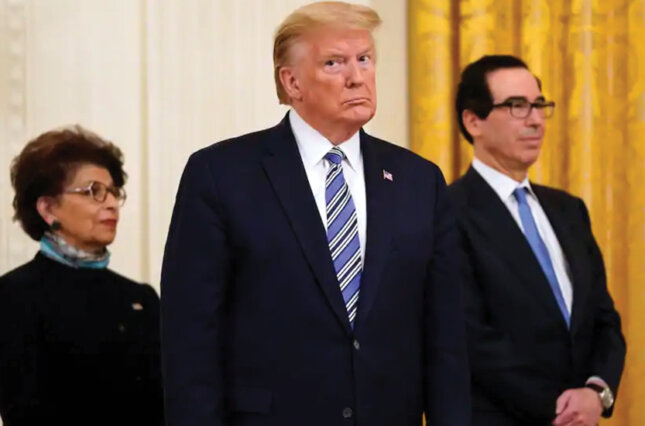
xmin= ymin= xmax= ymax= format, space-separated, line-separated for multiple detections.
xmin=0 ymin=274 xmax=49 ymax=424
xmin=139 ymin=284 xmax=165 ymax=425
xmin=577 ymin=198 xmax=626 ymax=418
xmin=424 ymin=167 xmax=472 ymax=426
xmin=160 ymin=151 xmax=232 ymax=426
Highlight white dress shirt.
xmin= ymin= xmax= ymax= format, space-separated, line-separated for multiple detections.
xmin=289 ymin=109 xmax=367 ymax=264
xmin=472 ymin=158 xmax=573 ymax=314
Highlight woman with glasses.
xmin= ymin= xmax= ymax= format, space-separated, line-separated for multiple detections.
xmin=0 ymin=126 xmax=163 ymax=425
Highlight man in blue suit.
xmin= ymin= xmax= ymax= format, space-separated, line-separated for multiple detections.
xmin=160 ymin=2 xmax=470 ymax=425
xmin=448 ymin=55 xmax=625 ymax=426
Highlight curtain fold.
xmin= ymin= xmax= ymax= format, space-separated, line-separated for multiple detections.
xmin=409 ymin=1 xmax=645 ymax=424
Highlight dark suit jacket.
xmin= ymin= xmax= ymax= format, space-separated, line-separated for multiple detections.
xmin=160 ymin=114 xmax=470 ymax=426
xmin=0 ymin=253 xmax=164 ymax=426
xmin=448 ymin=167 xmax=626 ymax=426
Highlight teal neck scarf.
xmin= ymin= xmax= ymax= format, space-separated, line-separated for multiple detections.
xmin=39 ymin=231 xmax=110 ymax=269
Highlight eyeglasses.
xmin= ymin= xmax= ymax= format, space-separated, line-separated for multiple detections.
xmin=64 ymin=181 xmax=127 ymax=206
xmin=491 ymin=99 xmax=555 ymax=119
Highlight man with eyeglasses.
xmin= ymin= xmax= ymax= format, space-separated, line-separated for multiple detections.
xmin=448 ymin=55 xmax=625 ymax=426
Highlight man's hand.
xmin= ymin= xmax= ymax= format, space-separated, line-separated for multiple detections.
xmin=552 ymin=388 xmax=603 ymax=426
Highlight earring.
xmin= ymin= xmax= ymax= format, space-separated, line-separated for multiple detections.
xmin=50 ymin=220 xmax=61 ymax=231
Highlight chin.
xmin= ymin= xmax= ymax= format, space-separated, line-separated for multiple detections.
xmin=520 ymin=156 xmax=540 ymax=169
xmin=343 ymin=107 xmax=375 ymax=126
xmin=96 ymin=233 xmax=116 ymax=248
xmin=517 ymin=147 xmax=541 ymax=164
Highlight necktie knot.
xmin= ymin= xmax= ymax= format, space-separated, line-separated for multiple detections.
xmin=324 ymin=148 xmax=344 ymax=165
xmin=513 ymin=187 xmax=529 ymax=205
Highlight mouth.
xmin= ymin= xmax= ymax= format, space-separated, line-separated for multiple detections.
xmin=100 ymin=219 xmax=118 ymax=228
xmin=519 ymin=132 xmax=543 ymax=142
xmin=343 ymin=97 xmax=370 ymax=105
xmin=520 ymin=137 xmax=543 ymax=145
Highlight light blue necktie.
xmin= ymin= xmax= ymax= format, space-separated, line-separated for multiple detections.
xmin=514 ymin=187 xmax=570 ymax=327
xmin=325 ymin=147 xmax=362 ymax=329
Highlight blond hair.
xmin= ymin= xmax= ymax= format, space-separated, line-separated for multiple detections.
xmin=273 ymin=1 xmax=381 ymax=105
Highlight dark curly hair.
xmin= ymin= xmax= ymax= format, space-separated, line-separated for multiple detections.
xmin=456 ymin=54 xmax=541 ymax=144
xmin=10 ymin=125 xmax=127 ymax=241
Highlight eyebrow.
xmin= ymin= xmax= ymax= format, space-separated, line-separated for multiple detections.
xmin=320 ymin=45 xmax=374 ymax=57
xmin=78 ymin=180 xmax=115 ymax=188
xmin=501 ymin=95 xmax=546 ymax=103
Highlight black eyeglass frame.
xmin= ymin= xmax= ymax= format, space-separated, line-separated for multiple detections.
xmin=490 ymin=98 xmax=556 ymax=119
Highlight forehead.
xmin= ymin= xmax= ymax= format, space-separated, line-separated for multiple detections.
xmin=299 ymin=27 xmax=373 ymax=55
xmin=68 ymin=164 xmax=113 ymax=185
xmin=486 ymin=67 xmax=541 ymax=101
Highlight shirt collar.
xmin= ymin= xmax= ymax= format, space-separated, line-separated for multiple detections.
xmin=472 ymin=157 xmax=536 ymax=201
xmin=289 ymin=109 xmax=361 ymax=171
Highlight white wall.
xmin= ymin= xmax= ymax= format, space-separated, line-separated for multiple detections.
xmin=0 ymin=0 xmax=407 ymax=294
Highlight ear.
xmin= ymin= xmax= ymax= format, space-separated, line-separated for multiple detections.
xmin=36 ymin=196 xmax=58 ymax=227
xmin=279 ymin=66 xmax=303 ymax=102
xmin=462 ymin=109 xmax=483 ymax=140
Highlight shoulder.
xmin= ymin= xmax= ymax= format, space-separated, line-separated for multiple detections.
xmin=189 ymin=124 xmax=278 ymax=167
xmin=178 ymin=123 xmax=283 ymax=191
xmin=532 ymin=183 xmax=587 ymax=212
xmin=365 ymin=133 xmax=445 ymax=181
xmin=104 ymin=269 xmax=159 ymax=300
xmin=533 ymin=184 xmax=594 ymax=232
xmin=0 ymin=256 xmax=44 ymax=293
xmin=447 ymin=173 xmax=469 ymax=200
xmin=0 ymin=256 xmax=49 ymax=318
xmin=367 ymin=134 xmax=439 ymax=168
xmin=446 ymin=170 xmax=479 ymax=209
xmin=532 ymin=184 xmax=599 ymax=241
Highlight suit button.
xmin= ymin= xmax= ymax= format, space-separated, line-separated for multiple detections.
xmin=353 ymin=339 xmax=360 ymax=350
xmin=342 ymin=407 xmax=353 ymax=418
xmin=118 ymin=323 xmax=126 ymax=332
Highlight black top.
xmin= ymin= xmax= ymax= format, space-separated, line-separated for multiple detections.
xmin=0 ymin=253 xmax=163 ymax=426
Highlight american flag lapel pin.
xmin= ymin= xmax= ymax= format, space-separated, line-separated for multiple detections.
xmin=383 ymin=169 xmax=393 ymax=181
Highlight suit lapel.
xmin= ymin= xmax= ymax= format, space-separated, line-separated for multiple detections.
xmin=354 ymin=132 xmax=393 ymax=331
xmin=533 ymin=186 xmax=590 ymax=333
xmin=262 ymin=114 xmax=352 ymax=335
xmin=462 ymin=168 xmax=568 ymax=326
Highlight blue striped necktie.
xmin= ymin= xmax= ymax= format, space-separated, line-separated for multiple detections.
xmin=514 ymin=187 xmax=570 ymax=327
xmin=324 ymin=147 xmax=362 ymax=328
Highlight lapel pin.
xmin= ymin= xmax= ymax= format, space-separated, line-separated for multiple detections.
xmin=131 ymin=302 xmax=144 ymax=311
xmin=383 ymin=169 xmax=393 ymax=181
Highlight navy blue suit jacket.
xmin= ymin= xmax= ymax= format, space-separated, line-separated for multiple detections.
xmin=448 ymin=167 xmax=625 ymax=426
xmin=160 ymin=115 xmax=471 ymax=426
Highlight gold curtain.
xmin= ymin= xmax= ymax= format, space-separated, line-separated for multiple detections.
xmin=409 ymin=1 xmax=645 ymax=425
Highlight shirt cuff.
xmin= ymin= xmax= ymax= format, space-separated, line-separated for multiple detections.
xmin=586 ymin=376 xmax=609 ymax=389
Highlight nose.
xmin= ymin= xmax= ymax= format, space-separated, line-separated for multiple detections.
xmin=345 ymin=60 xmax=365 ymax=87
xmin=525 ymin=104 xmax=545 ymax=127
xmin=103 ymin=191 xmax=120 ymax=210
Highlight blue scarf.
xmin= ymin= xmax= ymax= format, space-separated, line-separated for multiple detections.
xmin=39 ymin=231 xmax=110 ymax=269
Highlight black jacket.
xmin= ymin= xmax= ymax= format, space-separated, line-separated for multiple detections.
xmin=0 ymin=253 xmax=163 ymax=426
xmin=448 ymin=167 xmax=626 ymax=426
